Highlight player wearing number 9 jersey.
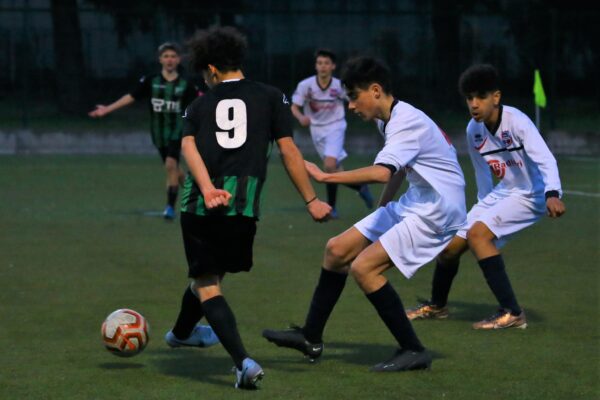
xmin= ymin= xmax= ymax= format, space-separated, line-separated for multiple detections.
xmin=164 ymin=26 xmax=331 ymax=390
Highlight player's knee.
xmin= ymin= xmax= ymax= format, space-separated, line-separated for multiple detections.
xmin=164 ymin=158 xmax=177 ymax=171
xmin=349 ymin=259 xmax=371 ymax=287
xmin=466 ymin=223 xmax=491 ymax=246
xmin=325 ymin=236 xmax=351 ymax=264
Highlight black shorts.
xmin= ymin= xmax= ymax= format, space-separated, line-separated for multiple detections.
xmin=180 ymin=213 xmax=257 ymax=277
xmin=157 ymin=140 xmax=181 ymax=163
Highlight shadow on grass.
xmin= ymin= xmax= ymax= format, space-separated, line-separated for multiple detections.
xmin=444 ymin=300 xmax=544 ymax=323
xmin=261 ymin=341 xmax=445 ymax=369
xmin=149 ymin=348 xmax=235 ymax=388
xmin=98 ymin=362 xmax=145 ymax=370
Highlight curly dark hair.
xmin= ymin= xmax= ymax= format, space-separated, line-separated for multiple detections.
xmin=458 ymin=64 xmax=500 ymax=96
xmin=187 ymin=26 xmax=247 ymax=73
xmin=341 ymin=56 xmax=392 ymax=93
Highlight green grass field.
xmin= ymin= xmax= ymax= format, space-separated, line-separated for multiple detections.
xmin=0 ymin=154 xmax=598 ymax=400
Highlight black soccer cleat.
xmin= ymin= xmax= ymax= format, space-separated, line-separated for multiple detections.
xmin=262 ymin=325 xmax=323 ymax=362
xmin=370 ymin=348 xmax=432 ymax=372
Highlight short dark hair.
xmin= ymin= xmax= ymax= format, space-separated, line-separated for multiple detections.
xmin=341 ymin=56 xmax=392 ymax=93
xmin=458 ymin=64 xmax=500 ymax=96
xmin=157 ymin=42 xmax=181 ymax=56
xmin=315 ymin=48 xmax=337 ymax=63
xmin=187 ymin=26 xmax=247 ymax=73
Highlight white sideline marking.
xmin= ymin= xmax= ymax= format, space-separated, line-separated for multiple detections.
xmin=564 ymin=190 xmax=600 ymax=198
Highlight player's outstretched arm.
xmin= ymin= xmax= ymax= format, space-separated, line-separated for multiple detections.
xmin=88 ymin=94 xmax=135 ymax=118
xmin=378 ymin=169 xmax=406 ymax=207
xmin=181 ymin=136 xmax=231 ymax=209
xmin=305 ymin=160 xmax=391 ymax=185
xmin=276 ymin=137 xmax=331 ymax=222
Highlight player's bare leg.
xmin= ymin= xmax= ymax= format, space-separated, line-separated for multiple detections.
xmin=350 ymin=241 xmax=431 ymax=371
xmin=263 ymin=227 xmax=370 ymax=360
xmin=163 ymin=156 xmax=180 ymax=219
xmin=407 ymin=236 xmax=469 ymax=320
xmin=468 ymin=222 xmax=527 ymax=329
xmin=195 ymin=274 xmax=264 ymax=389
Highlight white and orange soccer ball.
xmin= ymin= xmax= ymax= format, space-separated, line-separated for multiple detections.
xmin=101 ymin=309 xmax=149 ymax=357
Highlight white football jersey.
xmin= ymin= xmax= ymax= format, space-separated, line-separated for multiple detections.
xmin=291 ymin=76 xmax=345 ymax=126
xmin=466 ymin=105 xmax=562 ymax=201
xmin=374 ymin=101 xmax=466 ymax=233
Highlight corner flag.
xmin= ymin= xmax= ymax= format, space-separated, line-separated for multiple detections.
xmin=533 ymin=69 xmax=547 ymax=108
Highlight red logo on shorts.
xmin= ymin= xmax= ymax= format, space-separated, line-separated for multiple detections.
xmin=487 ymin=159 xmax=506 ymax=179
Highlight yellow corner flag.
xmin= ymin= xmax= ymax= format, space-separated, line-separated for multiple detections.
xmin=533 ymin=69 xmax=547 ymax=108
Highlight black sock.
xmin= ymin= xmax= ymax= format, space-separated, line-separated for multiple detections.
xmin=167 ymin=185 xmax=178 ymax=207
xmin=343 ymin=183 xmax=362 ymax=192
xmin=303 ymin=268 xmax=347 ymax=343
xmin=366 ymin=281 xmax=425 ymax=352
xmin=202 ymin=296 xmax=248 ymax=369
xmin=326 ymin=184 xmax=338 ymax=208
xmin=430 ymin=259 xmax=460 ymax=307
xmin=171 ymin=286 xmax=204 ymax=340
xmin=478 ymin=255 xmax=522 ymax=315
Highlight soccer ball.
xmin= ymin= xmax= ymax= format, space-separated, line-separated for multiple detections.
xmin=101 ymin=308 xmax=149 ymax=357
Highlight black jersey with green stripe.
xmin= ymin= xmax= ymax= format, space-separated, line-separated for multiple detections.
xmin=180 ymin=79 xmax=293 ymax=218
xmin=130 ymin=74 xmax=198 ymax=148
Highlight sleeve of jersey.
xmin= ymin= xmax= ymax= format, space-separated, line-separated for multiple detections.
xmin=518 ymin=119 xmax=563 ymax=196
xmin=182 ymin=84 xmax=199 ymax=111
xmin=373 ymin=121 xmax=420 ymax=172
xmin=182 ymin=102 xmax=199 ymax=137
xmin=467 ymin=133 xmax=494 ymax=200
xmin=291 ymin=81 xmax=306 ymax=107
xmin=271 ymin=90 xmax=294 ymax=139
xmin=130 ymin=76 xmax=149 ymax=100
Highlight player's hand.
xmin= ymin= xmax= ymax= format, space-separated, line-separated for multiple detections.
xmin=305 ymin=161 xmax=328 ymax=182
xmin=546 ymin=197 xmax=566 ymax=218
xmin=299 ymin=115 xmax=311 ymax=127
xmin=307 ymin=199 xmax=332 ymax=222
xmin=88 ymin=105 xmax=108 ymax=118
xmin=203 ymin=188 xmax=232 ymax=209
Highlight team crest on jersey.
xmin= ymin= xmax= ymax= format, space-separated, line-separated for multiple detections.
xmin=501 ymin=130 xmax=513 ymax=147
xmin=330 ymin=88 xmax=340 ymax=97
xmin=487 ymin=159 xmax=506 ymax=179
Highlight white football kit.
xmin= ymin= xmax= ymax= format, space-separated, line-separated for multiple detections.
xmin=292 ymin=76 xmax=348 ymax=161
xmin=354 ymin=101 xmax=467 ymax=278
xmin=457 ymin=105 xmax=563 ymax=247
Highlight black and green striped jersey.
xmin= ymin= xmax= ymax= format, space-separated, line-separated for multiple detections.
xmin=130 ymin=74 xmax=198 ymax=148
xmin=180 ymin=79 xmax=293 ymax=218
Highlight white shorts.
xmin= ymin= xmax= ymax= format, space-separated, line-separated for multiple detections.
xmin=456 ymin=191 xmax=546 ymax=248
xmin=354 ymin=202 xmax=457 ymax=279
xmin=309 ymin=119 xmax=348 ymax=162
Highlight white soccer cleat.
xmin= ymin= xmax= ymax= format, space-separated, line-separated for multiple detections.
xmin=235 ymin=358 xmax=264 ymax=390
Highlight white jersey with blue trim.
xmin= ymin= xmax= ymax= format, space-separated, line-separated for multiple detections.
xmin=374 ymin=100 xmax=466 ymax=233
xmin=291 ymin=76 xmax=345 ymax=126
xmin=466 ymin=105 xmax=562 ymax=201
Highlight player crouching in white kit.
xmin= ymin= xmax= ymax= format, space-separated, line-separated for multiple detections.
xmin=263 ymin=56 xmax=467 ymax=371
xmin=291 ymin=49 xmax=373 ymax=218
xmin=407 ymin=64 xmax=566 ymax=329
